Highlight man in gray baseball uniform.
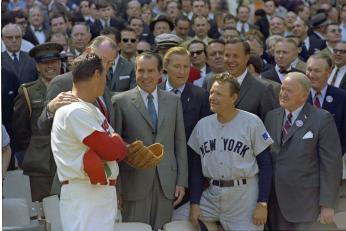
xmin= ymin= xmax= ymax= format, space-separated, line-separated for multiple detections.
xmin=174 ymin=73 xmax=273 ymax=231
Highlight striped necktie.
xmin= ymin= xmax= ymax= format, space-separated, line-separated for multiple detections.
xmin=282 ymin=113 xmax=292 ymax=143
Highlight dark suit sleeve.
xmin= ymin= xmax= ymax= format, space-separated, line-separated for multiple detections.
xmin=319 ymin=113 xmax=342 ymax=208
xmin=200 ymin=90 xmax=211 ymax=118
xmin=259 ymin=84 xmax=277 ymax=120
xmin=175 ymin=98 xmax=188 ymax=188
xmin=12 ymin=90 xmax=31 ymax=151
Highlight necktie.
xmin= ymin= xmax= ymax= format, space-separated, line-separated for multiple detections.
xmin=282 ymin=113 xmax=292 ymax=143
xmin=241 ymin=23 xmax=246 ymax=35
xmin=107 ymin=67 xmax=113 ymax=88
xmin=96 ymin=97 xmax=110 ymax=122
xmin=279 ymin=69 xmax=289 ymax=74
xmin=172 ymin=89 xmax=180 ymax=95
xmin=12 ymin=53 xmax=19 ymax=66
xmin=330 ymin=68 xmax=339 ymax=86
xmin=34 ymin=27 xmax=42 ymax=32
xmin=147 ymin=93 xmax=157 ymax=131
xmin=313 ymin=91 xmax=321 ymax=108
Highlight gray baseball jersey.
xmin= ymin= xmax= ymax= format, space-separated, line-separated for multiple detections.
xmin=188 ymin=110 xmax=273 ymax=180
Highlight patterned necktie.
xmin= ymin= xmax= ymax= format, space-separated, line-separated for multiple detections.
xmin=313 ymin=91 xmax=321 ymax=108
xmin=147 ymin=93 xmax=157 ymax=131
xmin=107 ymin=67 xmax=113 ymax=88
xmin=330 ymin=68 xmax=339 ymax=86
xmin=12 ymin=53 xmax=19 ymax=65
xmin=96 ymin=97 xmax=110 ymax=122
xmin=282 ymin=113 xmax=292 ymax=143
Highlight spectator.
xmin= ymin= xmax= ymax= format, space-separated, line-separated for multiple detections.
xmin=174 ymin=15 xmax=191 ymax=41
xmin=70 ymin=23 xmax=92 ymax=56
xmin=320 ymin=22 xmax=342 ymax=57
xmin=120 ymin=27 xmax=138 ymax=63
xmin=24 ymin=6 xmax=49 ymax=45
xmin=188 ymin=40 xmax=210 ymax=87
xmin=328 ymin=41 xmax=346 ymax=90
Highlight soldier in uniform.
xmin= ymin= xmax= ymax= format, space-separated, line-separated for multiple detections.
xmin=12 ymin=43 xmax=63 ymax=202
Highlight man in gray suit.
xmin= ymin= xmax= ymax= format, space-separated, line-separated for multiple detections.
xmin=112 ymin=51 xmax=188 ymax=229
xmin=264 ymin=72 xmax=342 ymax=230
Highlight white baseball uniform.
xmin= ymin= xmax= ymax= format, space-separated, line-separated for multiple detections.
xmin=174 ymin=110 xmax=273 ymax=231
xmin=51 ymin=101 xmax=118 ymax=231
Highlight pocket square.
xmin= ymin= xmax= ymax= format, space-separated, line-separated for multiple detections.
xmin=119 ymin=75 xmax=130 ymax=80
xmin=302 ymin=131 xmax=313 ymax=139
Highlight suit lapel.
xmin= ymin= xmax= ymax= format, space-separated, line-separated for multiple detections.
xmin=181 ymin=84 xmax=192 ymax=112
xmin=322 ymin=86 xmax=334 ymax=112
xmin=274 ymin=108 xmax=285 ymax=145
xmin=282 ymin=104 xmax=310 ymax=144
xmin=157 ymin=89 xmax=168 ymax=130
xmin=131 ymin=88 xmax=155 ymax=129
xmin=112 ymin=58 xmax=123 ymax=90
xmin=235 ymin=73 xmax=252 ymax=106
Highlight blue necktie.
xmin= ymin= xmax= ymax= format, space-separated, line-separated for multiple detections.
xmin=12 ymin=53 xmax=19 ymax=66
xmin=147 ymin=93 xmax=157 ymax=131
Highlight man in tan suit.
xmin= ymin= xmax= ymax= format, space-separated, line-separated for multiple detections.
xmin=112 ymin=51 xmax=188 ymax=230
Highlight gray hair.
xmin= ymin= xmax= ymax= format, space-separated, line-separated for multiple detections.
xmin=2 ymin=23 xmax=23 ymax=36
xmin=285 ymin=72 xmax=311 ymax=93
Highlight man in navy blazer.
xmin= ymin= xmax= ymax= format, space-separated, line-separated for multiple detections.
xmin=160 ymin=47 xmax=211 ymax=199
xmin=306 ymin=53 xmax=346 ymax=155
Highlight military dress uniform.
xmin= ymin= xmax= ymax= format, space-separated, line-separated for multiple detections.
xmin=12 ymin=79 xmax=56 ymax=201
xmin=12 ymin=42 xmax=63 ymax=202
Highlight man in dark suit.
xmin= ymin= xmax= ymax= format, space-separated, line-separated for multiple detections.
xmin=161 ymin=47 xmax=211 ymax=205
xmin=292 ymin=18 xmax=326 ymax=62
xmin=306 ymin=53 xmax=346 ymax=155
xmin=112 ymin=51 xmax=188 ymax=229
xmin=69 ymin=24 xmax=92 ymax=57
xmin=1 ymin=23 xmax=38 ymax=88
xmin=23 ymin=6 xmax=49 ymax=45
xmin=224 ymin=38 xmax=277 ymax=120
xmin=262 ymin=38 xmax=301 ymax=84
xmin=90 ymin=0 xmax=125 ymax=38
xmin=329 ymin=41 xmax=346 ymax=90
xmin=265 ymin=72 xmax=342 ymax=230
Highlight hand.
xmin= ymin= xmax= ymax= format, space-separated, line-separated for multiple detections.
xmin=47 ymin=91 xmax=79 ymax=113
xmin=319 ymin=207 xmax=334 ymax=224
xmin=173 ymin=185 xmax=185 ymax=207
xmin=117 ymin=193 xmax=123 ymax=210
xmin=189 ymin=204 xmax=202 ymax=229
xmin=252 ymin=203 xmax=268 ymax=225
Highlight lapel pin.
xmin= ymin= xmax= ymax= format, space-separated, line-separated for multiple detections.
xmin=296 ymin=120 xmax=303 ymax=127
xmin=187 ymin=97 xmax=190 ymax=102
xmin=326 ymin=95 xmax=333 ymax=103
xmin=304 ymin=114 xmax=307 ymax=119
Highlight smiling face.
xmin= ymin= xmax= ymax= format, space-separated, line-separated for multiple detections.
xmin=279 ymin=75 xmax=309 ymax=112
xmin=224 ymin=42 xmax=249 ymax=77
xmin=165 ymin=53 xmax=190 ymax=88
xmin=209 ymin=80 xmax=237 ymax=115
xmin=306 ymin=57 xmax=331 ymax=92
xmin=37 ymin=59 xmax=61 ymax=82
xmin=136 ymin=56 xmax=162 ymax=93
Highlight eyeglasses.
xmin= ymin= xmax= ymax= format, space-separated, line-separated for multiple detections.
xmin=122 ymin=38 xmax=137 ymax=43
xmin=329 ymin=29 xmax=342 ymax=33
xmin=137 ymin=49 xmax=147 ymax=54
xmin=190 ymin=50 xmax=204 ymax=56
xmin=4 ymin=35 xmax=21 ymax=40
xmin=333 ymin=49 xmax=346 ymax=54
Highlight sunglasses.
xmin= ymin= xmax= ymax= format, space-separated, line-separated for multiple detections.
xmin=190 ymin=50 xmax=204 ymax=56
xmin=137 ymin=49 xmax=147 ymax=54
xmin=333 ymin=49 xmax=346 ymax=54
xmin=122 ymin=38 xmax=137 ymax=43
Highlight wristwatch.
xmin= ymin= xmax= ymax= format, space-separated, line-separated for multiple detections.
xmin=258 ymin=202 xmax=268 ymax=207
